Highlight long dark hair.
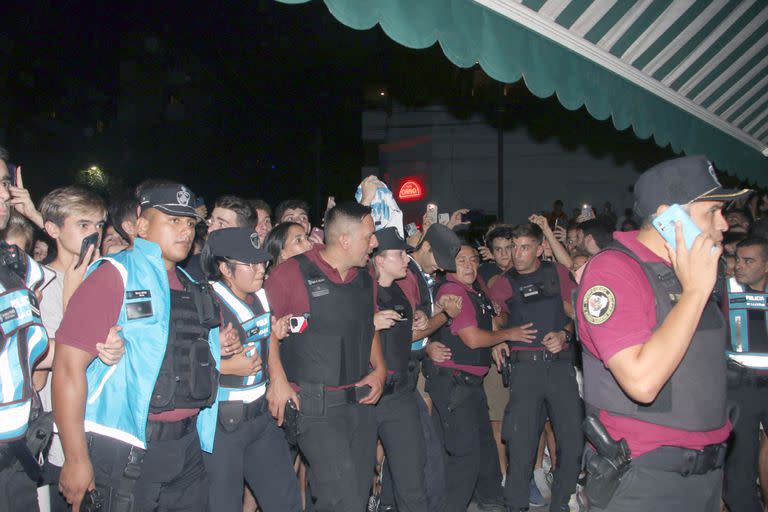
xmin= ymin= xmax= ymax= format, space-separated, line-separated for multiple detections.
xmin=264 ymin=221 xmax=303 ymax=267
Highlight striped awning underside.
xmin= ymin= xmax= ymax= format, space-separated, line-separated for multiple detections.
xmin=278 ymin=0 xmax=768 ymax=180
xmin=479 ymin=0 xmax=768 ymax=158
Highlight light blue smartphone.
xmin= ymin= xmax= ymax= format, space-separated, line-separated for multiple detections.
xmin=652 ymin=204 xmax=701 ymax=251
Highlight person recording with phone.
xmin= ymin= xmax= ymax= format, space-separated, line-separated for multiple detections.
xmin=264 ymin=201 xmax=385 ymax=512
xmin=201 ymin=227 xmax=300 ymax=512
xmin=576 ymin=155 xmax=747 ymax=511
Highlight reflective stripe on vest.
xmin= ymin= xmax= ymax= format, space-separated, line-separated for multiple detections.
xmin=726 ymin=277 xmax=768 ymax=366
xmin=212 ymin=282 xmax=271 ymax=402
xmin=0 ymin=264 xmax=49 ymax=442
xmin=76 ymin=239 xmax=221 ymax=452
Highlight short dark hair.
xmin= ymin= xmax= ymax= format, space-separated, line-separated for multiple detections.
xmin=579 ymin=219 xmax=613 ymax=250
xmin=750 ymin=218 xmax=768 ymax=239
xmin=264 ymin=221 xmax=302 ymax=264
xmin=249 ymin=198 xmax=272 ymax=218
xmin=108 ymin=190 xmax=139 ymax=242
xmin=511 ymin=223 xmax=543 ymax=244
xmin=275 ymin=199 xmax=310 ymax=223
xmin=213 ymin=195 xmax=255 ymax=228
xmin=324 ymin=201 xmax=371 ymax=244
xmin=486 ymin=226 xmax=514 ymax=248
xmin=200 ymin=243 xmax=236 ymax=281
xmin=736 ymin=237 xmax=768 ymax=261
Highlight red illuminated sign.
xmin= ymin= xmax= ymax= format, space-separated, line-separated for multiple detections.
xmin=398 ymin=179 xmax=424 ymax=201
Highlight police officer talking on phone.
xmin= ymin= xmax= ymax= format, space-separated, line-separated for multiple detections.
xmin=53 ymin=183 xmax=225 ymax=512
xmin=576 ymin=156 xmax=748 ymax=512
xmin=264 ymin=201 xmax=386 ymax=512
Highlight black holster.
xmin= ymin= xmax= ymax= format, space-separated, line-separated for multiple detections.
xmin=583 ymin=415 xmax=631 ymax=509
xmin=88 ymin=436 xmax=145 ymax=512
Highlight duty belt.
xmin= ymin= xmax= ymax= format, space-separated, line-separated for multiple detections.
xmin=633 ymin=443 xmax=727 ymax=476
xmin=429 ymin=365 xmax=485 ymax=387
xmin=727 ymin=360 xmax=768 ymax=387
xmin=145 ymin=414 xmax=198 ymax=442
xmin=381 ymin=373 xmax=412 ymax=396
xmin=507 ymin=348 xmax=575 ymax=363
xmin=324 ymin=386 xmax=370 ymax=406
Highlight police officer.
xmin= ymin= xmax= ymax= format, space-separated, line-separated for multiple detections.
xmin=264 ymin=201 xmax=385 ymax=512
xmin=492 ymin=223 xmax=582 ymax=512
xmin=425 ymin=243 xmax=534 ymax=512
xmin=202 ymin=227 xmax=301 ymax=511
xmin=371 ymin=227 xmax=429 ymax=512
xmin=378 ymin=223 xmax=463 ymax=512
xmin=577 ymin=156 xmax=745 ymax=511
xmin=0 ymin=154 xmax=52 ymax=511
xmin=53 ymin=183 xmax=226 ymax=511
xmin=723 ymin=237 xmax=768 ymax=512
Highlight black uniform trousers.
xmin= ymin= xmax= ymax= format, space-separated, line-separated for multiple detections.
xmin=502 ymin=360 xmax=584 ymax=511
xmin=0 ymin=465 xmax=38 ymax=511
xmin=88 ymin=429 xmax=208 ymax=511
xmin=296 ymin=399 xmax=377 ymax=512
xmin=426 ymin=372 xmax=503 ymax=512
xmin=375 ymin=389 xmax=428 ymax=512
xmin=590 ymin=463 xmax=723 ymax=512
xmin=203 ymin=399 xmax=301 ymax=512
xmin=724 ymin=376 xmax=768 ymax=512
xmin=380 ymin=390 xmax=446 ymax=512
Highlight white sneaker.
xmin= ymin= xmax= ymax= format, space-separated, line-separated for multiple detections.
xmin=533 ymin=468 xmax=552 ymax=501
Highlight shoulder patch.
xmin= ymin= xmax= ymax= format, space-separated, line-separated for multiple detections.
xmin=582 ymin=285 xmax=616 ymax=325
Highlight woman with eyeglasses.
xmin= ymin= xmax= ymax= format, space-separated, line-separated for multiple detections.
xmin=200 ymin=227 xmax=300 ymax=512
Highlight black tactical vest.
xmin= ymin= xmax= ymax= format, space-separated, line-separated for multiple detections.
xmin=435 ymin=281 xmax=494 ymax=368
xmin=377 ymin=281 xmax=414 ymax=375
xmin=580 ymin=242 xmax=728 ymax=431
xmin=281 ymin=254 xmax=375 ymax=386
xmin=149 ymin=270 xmax=220 ymax=413
xmin=504 ymin=261 xmax=568 ymax=348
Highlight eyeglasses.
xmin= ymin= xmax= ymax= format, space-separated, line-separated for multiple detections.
xmin=226 ymin=259 xmax=263 ymax=273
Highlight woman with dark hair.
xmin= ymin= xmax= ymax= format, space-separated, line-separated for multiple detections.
xmin=264 ymin=221 xmax=312 ymax=268
xmin=200 ymin=227 xmax=300 ymax=512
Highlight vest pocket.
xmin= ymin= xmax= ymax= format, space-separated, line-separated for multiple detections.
xmin=189 ymin=339 xmax=217 ymax=400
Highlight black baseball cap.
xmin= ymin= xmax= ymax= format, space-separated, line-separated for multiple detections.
xmin=417 ymin=224 xmax=461 ymax=272
xmin=634 ymin=155 xmax=750 ymax=218
xmin=373 ymin=227 xmax=411 ymax=255
xmin=139 ymin=183 xmax=202 ymax=219
xmin=205 ymin=227 xmax=270 ymax=264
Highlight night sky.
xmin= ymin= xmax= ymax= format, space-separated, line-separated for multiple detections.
xmin=2 ymin=0 xmax=693 ymax=223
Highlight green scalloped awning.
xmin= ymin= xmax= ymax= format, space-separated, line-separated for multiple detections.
xmin=276 ymin=0 xmax=768 ymax=183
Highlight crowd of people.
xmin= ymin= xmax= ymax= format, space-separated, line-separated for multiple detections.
xmin=0 ymin=147 xmax=767 ymax=512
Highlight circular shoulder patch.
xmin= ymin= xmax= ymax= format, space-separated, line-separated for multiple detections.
xmin=582 ymin=285 xmax=616 ymax=325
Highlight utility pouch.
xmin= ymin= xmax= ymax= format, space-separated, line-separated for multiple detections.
xmin=189 ymin=339 xmax=217 ymax=402
xmin=194 ymin=282 xmax=220 ymax=329
xmin=298 ymin=382 xmax=325 ymax=418
xmin=218 ymin=401 xmax=245 ymax=433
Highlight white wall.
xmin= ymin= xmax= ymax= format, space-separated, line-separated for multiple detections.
xmin=364 ymin=105 xmax=641 ymax=224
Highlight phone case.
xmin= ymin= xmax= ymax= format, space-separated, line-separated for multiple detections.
xmin=652 ymin=204 xmax=701 ymax=251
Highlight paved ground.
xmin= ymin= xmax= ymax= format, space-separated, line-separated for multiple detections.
xmin=467 ymin=502 xmax=551 ymax=511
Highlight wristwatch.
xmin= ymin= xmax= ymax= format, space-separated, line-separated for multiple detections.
xmin=441 ymin=310 xmax=451 ymax=322
xmin=561 ymin=329 xmax=573 ymax=343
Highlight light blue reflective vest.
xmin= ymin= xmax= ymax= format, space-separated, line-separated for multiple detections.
xmin=0 ymin=254 xmax=49 ymax=442
xmin=80 ymin=239 xmax=220 ymax=451
xmin=212 ymin=282 xmax=271 ymax=403
xmin=726 ymin=277 xmax=768 ymax=369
